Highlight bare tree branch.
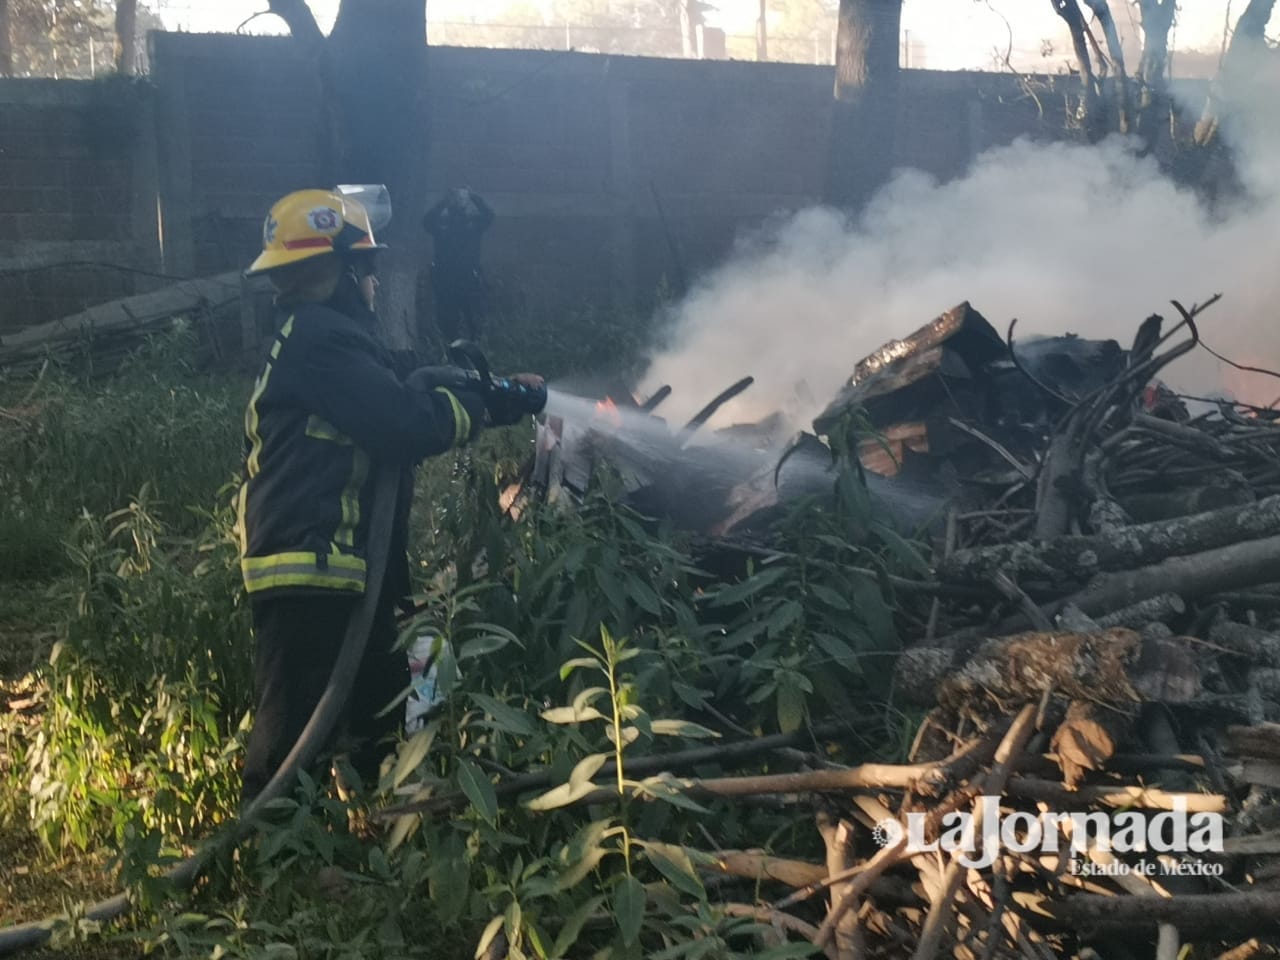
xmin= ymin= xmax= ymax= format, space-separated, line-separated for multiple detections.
xmin=268 ymin=0 xmax=325 ymax=50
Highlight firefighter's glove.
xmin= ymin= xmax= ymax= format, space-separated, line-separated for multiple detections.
xmin=484 ymin=374 xmax=547 ymax=427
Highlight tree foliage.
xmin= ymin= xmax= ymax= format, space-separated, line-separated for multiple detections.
xmin=0 ymin=0 xmax=160 ymax=77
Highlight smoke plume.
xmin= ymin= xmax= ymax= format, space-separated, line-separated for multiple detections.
xmin=638 ymin=58 xmax=1280 ymax=436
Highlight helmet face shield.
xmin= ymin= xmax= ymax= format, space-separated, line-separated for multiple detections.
xmin=336 ymin=184 xmax=392 ymax=232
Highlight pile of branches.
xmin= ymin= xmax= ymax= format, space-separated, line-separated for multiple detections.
xmin=490 ymin=294 xmax=1280 ymax=958
xmin=817 ymin=295 xmax=1280 ymax=958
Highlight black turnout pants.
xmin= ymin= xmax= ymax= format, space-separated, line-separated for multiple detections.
xmin=240 ymin=589 xmax=409 ymax=806
xmin=432 ymin=271 xmax=484 ymax=344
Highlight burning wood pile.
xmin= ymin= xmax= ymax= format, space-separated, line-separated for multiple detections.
xmin=503 ymin=296 xmax=1280 ymax=958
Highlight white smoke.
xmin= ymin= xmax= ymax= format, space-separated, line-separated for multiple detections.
xmin=638 ymin=56 xmax=1280 ymax=435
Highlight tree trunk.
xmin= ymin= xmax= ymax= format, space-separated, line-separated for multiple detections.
xmin=325 ymin=1 xmax=430 ymax=353
xmin=0 ymin=0 xmax=11 ymax=77
xmin=1195 ymin=0 xmax=1278 ymax=145
xmin=680 ymin=0 xmax=703 ymax=57
xmin=114 ymin=0 xmax=137 ymax=75
xmin=1081 ymin=0 xmax=1130 ymax=133
xmin=269 ymin=0 xmax=430 ymax=354
xmin=824 ymin=0 xmax=902 ymax=210
xmin=1051 ymin=0 xmax=1104 ymax=139
xmin=1135 ymin=0 xmax=1176 ymax=135
xmin=756 ymin=0 xmax=768 ymax=60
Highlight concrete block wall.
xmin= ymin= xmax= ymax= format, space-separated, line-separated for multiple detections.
xmin=0 ymin=79 xmax=153 ymax=330
xmin=5 ymin=33 xmax=1177 ymax=337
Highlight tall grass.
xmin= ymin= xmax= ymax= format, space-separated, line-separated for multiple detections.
xmin=0 ymin=331 xmax=246 ymax=582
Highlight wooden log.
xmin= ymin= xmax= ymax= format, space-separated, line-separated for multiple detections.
xmin=1051 ymin=534 xmax=1280 ymax=621
xmin=1045 ymin=891 xmax=1280 ymax=936
xmin=707 ymin=850 xmax=826 ymax=888
xmin=1096 ymin=593 xmax=1186 ymax=629
xmin=1120 ymin=484 xmax=1254 ymax=525
xmin=0 ymin=272 xmax=242 ymax=361
xmin=1005 ymin=777 xmax=1227 ymax=812
xmin=937 ymin=628 xmax=1149 ymax=707
xmin=1211 ymin=622 xmax=1280 ymax=667
xmin=937 ymin=494 xmax=1280 ymax=584
xmin=1226 ymin=724 xmax=1280 ymax=760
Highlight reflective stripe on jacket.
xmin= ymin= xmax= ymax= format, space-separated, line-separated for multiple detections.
xmin=234 ymin=300 xmax=484 ymax=597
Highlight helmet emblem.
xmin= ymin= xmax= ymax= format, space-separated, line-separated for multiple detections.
xmin=307 ymin=206 xmax=341 ymax=234
xmin=264 ymin=214 xmax=278 ymax=245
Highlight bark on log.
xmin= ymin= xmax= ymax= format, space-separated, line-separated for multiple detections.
xmin=1046 ymin=891 xmax=1280 ymax=935
xmin=1226 ymin=723 xmax=1280 ymax=760
xmin=1120 ymin=484 xmax=1255 ymax=524
xmin=937 ymin=628 xmax=1148 ymax=708
xmin=1095 ymin=592 xmax=1186 ymax=629
xmin=708 ymin=850 xmax=827 ymax=888
xmin=0 ymin=273 xmax=242 ymax=361
xmin=1057 ymin=534 xmax=1280 ymax=620
xmin=907 ymin=626 xmax=1201 ymax=710
xmin=938 ymin=494 xmax=1280 ymax=584
xmin=1211 ymin=622 xmax=1280 ymax=667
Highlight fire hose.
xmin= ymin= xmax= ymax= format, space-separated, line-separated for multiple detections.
xmin=0 ymin=346 xmax=547 ymax=956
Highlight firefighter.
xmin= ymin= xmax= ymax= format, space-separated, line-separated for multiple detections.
xmin=235 ymin=188 xmax=541 ymax=805
xmin=423 ymin=186 xmax=494 ymax=345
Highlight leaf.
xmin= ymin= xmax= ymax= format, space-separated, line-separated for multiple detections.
xmin=642 ymin=842 xmax=705 ymax=899
xmin=525 ymin=780 xmax=601 ymax=812
xmin=871 ymin=520 xmax=932 ymax=577
xmin=549 ymin=894 xmax=606 ymax=959
xmin=719 ymin=618 xmax=770 ymax=650
xmin=710 ymin=566 xmax=788 ymax=607
xmin=594 ymin=567 xmax=628 ymax=613
xmin=392 ymin=726 xmax=436 ymax=789
xmin=457 ymin=759 xmax=499 ymax=825
xmin=572 ymin=687 xmax=609 ymax=713
xmin=649 ymin=719 xmax=721 ymax=739
xmin=556 ymin=845 xmax=610 ymax=891
xmin=626 ymin=577 xmax=663 ymax=615
xmin=458 ymin=634 xmax=511 ymax=660
xmin=613 ymin=874 xmax=646 ymax=946
xmin=469 ymin=693 xmax=538 ymax=737
xmin=466 ymin=622 xmax=525 ymax=647
xmin=559 ymin=657 xmax=600 ymax=681
xmin=605 ymin=725 xmax=641 ymax=747
xmin=808 ymin=583 xmax=850 ymax=611
xmin=475 ymin=914 xmax=505 ymax=959
xmin=386 ymin=813 xmax=420 ymax=854
xmin=570 ymin=752 xmax=610 ymax=789
xmin=850 ymin=573 xmax=898 ymax=650
xmin=813 ymin=633 xmax=860 ymax=672
xmin=765 ymin=600 xmax=803 ymax=637
xmin=631 ymin=776 xmax=711 ymax=814
xmin=671 ymin=680 xmax=708 ymax=709
xmin=776 ymin=682 xmax=805 ymax=734
xmin=541 ymin=705 xmax=607 ymax=725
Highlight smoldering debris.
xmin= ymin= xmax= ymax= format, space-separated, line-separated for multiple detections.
xmin=492 ymin=295 xmax=1280 ymax=960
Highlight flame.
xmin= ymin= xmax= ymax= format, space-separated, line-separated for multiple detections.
xmin=594 ymin=396 xmax=623 ymax=429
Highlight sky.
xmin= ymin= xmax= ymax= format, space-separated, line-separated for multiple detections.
xmin=152 ymin=0 xmax=1237 ymax=73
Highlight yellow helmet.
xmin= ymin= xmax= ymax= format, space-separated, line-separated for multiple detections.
xmin=245 ymin=188 xmax=386 ymax=276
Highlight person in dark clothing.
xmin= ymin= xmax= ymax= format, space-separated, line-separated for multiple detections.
xmin=236 ymin=187 xmax=542 ymax=805
xmin=423 ymin=187 xmax=494 ymax=344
